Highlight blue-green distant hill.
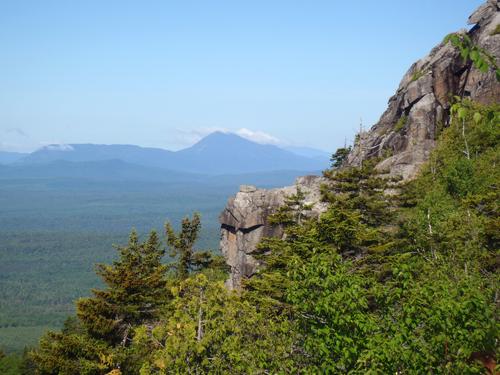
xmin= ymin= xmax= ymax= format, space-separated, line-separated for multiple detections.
xmin=0 ymin=151 xmax=27 ymax=165
xmin=13 ymin=132 xmax=328 ymax=175
xmin=0 ymin=132 xmax=327 ymax=353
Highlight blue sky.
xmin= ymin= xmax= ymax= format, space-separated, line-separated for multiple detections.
xmin=0 ymin=0 xmax=484 ymax=153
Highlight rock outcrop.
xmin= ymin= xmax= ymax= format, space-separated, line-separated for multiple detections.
xmin=220 ymin=1 xmax=499 ymax=289
xmin=347 ymin=0 xmax=499 ymax=179
xmin=220 ymin=176 xmax=327 ymax=289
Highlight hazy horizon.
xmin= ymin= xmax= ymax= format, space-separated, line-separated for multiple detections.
xmin=1 ymin=130 xmax=331 ymax=154
xmin=1 ymin=0 xmax=483 ymax=153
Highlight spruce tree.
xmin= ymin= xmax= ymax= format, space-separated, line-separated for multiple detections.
xmin=330 ymin=146 xmax=351 ymax=168
xmin=77 ymin=229 xmax=168 ymax=346
xmin=31 ymin=318 xmax=112 ymax=375
xmin=133 ymin=274 xmax=295 ymax=374
xmin=165 ymin=213 xmax=213 ymax=280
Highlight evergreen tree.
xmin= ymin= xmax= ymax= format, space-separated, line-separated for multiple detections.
xmin=30 ymin=317 xmax=114 ymax=375
xmin=248 ymin=100 xmax=499 ymax=373
xmin=330 ymin=146 xmax=352 ymax=168
xmin=165 ymin=213 xmax=214 ymax=280
xmin=133 ymin=274 xmax=296 ymax=374
xmin=29 ymin=99 xmax=499 ymax=374
xmin=77 ymin=229 xmax=168 ymax=346
xmin=322 ymin=158 xmax=395 ymax=228
xmin=269 ymin=186 xmax=313 ymax=228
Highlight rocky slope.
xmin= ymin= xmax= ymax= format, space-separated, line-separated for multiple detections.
xmin=220 ymin=1 xmax=499 ymax=289
xmin=220 ymin=176 xmax=327 ymax=289
xmin=348 ymin=0 xmax=499 ymax=179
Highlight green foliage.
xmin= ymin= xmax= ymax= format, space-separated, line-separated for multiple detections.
xmin=0 ymin=352 xmax=22 ymax=375
xmin=287 ymin=250 xmax=375 ymax=373
xmin=26 ymin=97 xmax=499 ymax=373
xmin=409 ymin=100 xmax=500 ymax=254
xmin=330 ymin=146 xmax=352 ymax=169
xmin=376 ymin=100 xmax=499 ymax=372
xmin=0 ymin=179 xmax=228 ymax=353
xmin=360 ymin=260 xmax=497 ymax=373
xmin=165 ymin=213 xmax=218 ymax=280
xmin=248 ymin=99 xmax=499 ymax=372
xmin=76 ymin=229 xmax=168 ymax=345
xmin=268 ymin=186 xmax=313 ymax=227
xmin=444 ymin=32 xmax=500 ymax=81
xmin=31 ymin=229 xmax=172 ymax=374
xmin=394 ymin=114 xmax=407 ymax=132
xmin=133 ymin=274 xmax=295 ymax=374
xmin=323 ymin=158 xmax=395 ymax=229
xmin=0 ymin=347 xmax=36 ymax=375
xmin=30 ymin=216 xmax=227 ymax=374
xmin=32 ymin=328 xmax=114 ymax=375
xmin=410 ymin=68 xmax=427 ymax=82
xmin=316 ymin=205 xmax=370 ymax=254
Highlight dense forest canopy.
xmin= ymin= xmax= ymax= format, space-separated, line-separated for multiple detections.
xmin=0 ymin=96 xmax=494 ymax=374
xmin=1 ymin=4 xmax=499 ymax=374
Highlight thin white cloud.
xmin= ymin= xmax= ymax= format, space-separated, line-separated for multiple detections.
xmin=173 ymin=127 xmax=285 ymax=149
xmin=43 ymin=144 xmax=74 ymax=151
xmin=234 ymin=128 xmax=283 ymax=145
xmin=172 ymin=127 xmax=228 ymax=149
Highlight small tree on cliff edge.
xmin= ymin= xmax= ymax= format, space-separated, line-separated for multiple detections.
xmin=330 ymin=146 xmax=351 ymax=169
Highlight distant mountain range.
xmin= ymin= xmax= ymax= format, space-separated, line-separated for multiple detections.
xmin=0 ymin=132 xmax=330 ymax=175
xmin=0 ymin=151 xmax=27 ymax=164
xmin=0 ymin=158 xmax=320 ymax=188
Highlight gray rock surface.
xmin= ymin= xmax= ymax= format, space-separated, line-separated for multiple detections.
xmin=346 ymin=0 xmax=499 ymax=179
xmin=220 ymin=176 xmax=327 ymax=289
xmin=220 ymin=1 xmax=499 ymax=289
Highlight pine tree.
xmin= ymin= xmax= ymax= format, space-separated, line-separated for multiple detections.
xmin=30 ymin=317 xmax=114 ymax=375
xmin=247 ymin=186 xmax=318 ymax=302
xmin=77 ymin=229 xmax=168 ymax=346
xmin=165 ymin=213 xmax=213 ymax=280
xmin=321 ymin=158 xmax=398 ymax=260
xmin=323 ymin=158 xmax=395 ymax=227
xmin=269 ymin=186 xmax=313 ymax=228
xmin=132 ymin=274 xmax=295 ymax=374
xmin=330 ymin=146 xmax=352 ymax=168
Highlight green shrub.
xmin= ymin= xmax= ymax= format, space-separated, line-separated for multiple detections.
xmin=394 ymin=114 xmax=407 ymax=132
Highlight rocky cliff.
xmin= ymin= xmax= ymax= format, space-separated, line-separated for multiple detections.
xmin=219 ymin=176 xmax=327 ymax=289
xmin=220 ymin=1 xmax=500 ymax=289
xmin=347 ymin=0 xmax=499 ymax=179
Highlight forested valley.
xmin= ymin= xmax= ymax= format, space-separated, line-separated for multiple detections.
xmin=1 ymin=2 xmax=499 ymax=374
xmin=1 ymin=97 xmax=497 ymax=374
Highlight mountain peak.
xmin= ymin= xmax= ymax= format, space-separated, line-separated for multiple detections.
xmin=181 ymin=131 xmax=290 ymax=158
xmin=15 ymin=134 xmax=327 ymax=175
xmin=199 ymin=131 xmax=253 ymax=143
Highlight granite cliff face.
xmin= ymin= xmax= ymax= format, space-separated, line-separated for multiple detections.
xmin=219 ymin=176 xmax=327 ymax=289
xmin=347 ymin=0 xmax=499 ymax=179
xmin=220 ymin=1 xmax=500 ymax=289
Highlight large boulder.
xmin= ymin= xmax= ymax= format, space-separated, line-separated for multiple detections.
xmin=220 ymin=176 xmax=327 ymax=289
